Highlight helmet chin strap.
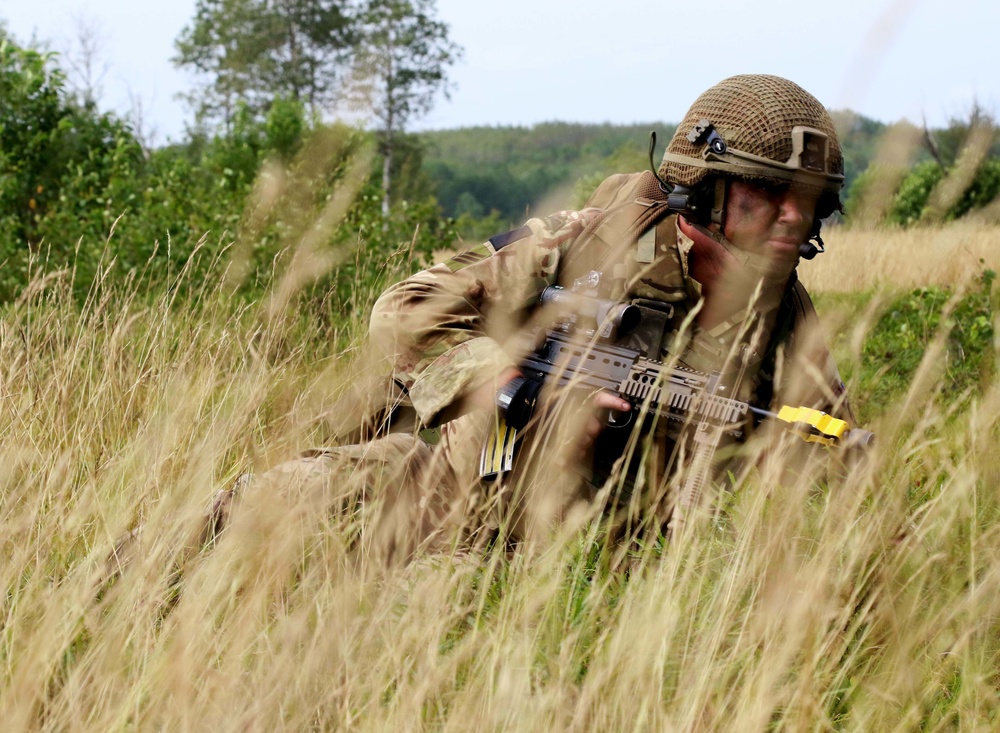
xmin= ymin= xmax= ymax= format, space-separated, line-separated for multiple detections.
xmin=710 ymin=177 xmax=726 ymax=227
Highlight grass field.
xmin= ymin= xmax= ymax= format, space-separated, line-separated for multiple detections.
xmin=1 ymin=220 xmax=998 ymax=731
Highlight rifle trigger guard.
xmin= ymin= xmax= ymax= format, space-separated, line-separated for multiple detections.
xmin=605 ymin=404 xmax=633 ymax=429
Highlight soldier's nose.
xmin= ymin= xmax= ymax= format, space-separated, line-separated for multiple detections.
xmin=777 ymin=190 xmax=809 ymax=227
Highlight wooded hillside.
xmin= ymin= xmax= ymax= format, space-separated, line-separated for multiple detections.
xmin=417 ymin=112 xmax=890 ymax=227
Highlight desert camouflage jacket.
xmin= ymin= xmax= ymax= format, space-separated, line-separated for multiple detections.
xmin=370 ymin=203 xmax=851 ymax=435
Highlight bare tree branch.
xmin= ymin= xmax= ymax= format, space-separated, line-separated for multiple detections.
xmin=922 ymin=113 xmax=944 ymax=170
xmin=126 ymin=86 xmax=159 ymax=157
xmin=63 ymin=14 xmax=111 ymax=106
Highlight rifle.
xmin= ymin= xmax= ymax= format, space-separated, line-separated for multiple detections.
xmin=480 ymin=282 xmax=875 ymax=507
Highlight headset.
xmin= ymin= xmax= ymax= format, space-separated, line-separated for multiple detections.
xmin=647 ymin=131 xmax=839 ymax=260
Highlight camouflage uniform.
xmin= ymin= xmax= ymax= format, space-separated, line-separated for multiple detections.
xmin=235 ymin=170 xmax=852 ymax=561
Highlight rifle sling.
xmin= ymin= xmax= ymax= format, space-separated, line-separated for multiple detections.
xmin=627 ymin=300 xmax=676 ymax=360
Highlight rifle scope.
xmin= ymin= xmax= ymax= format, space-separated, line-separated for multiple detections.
xmin=539 ymin=286 xmax=641 ymax=338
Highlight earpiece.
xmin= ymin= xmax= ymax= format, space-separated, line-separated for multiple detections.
xmin=798 ymin=237 xmax=825 ymax=260
xmin=648 ymin=130 xmax=717 ymax=225
xmin=800 ymin=192 xmax=840 ymax=259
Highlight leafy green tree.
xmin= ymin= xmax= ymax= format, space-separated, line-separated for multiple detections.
xmin=0 ymin=33 xmax=69 ymax=245
xmin=926 ymin=103 xmax=1000 ymax=169
xmin=951 ymin=158 xmax=1000 ymax=218
xmin=920 ymin=110 xmax=997 ymax=224
xmin=174 ymin=0 xmax=354 ymax=126
xmin=0 ymin=30 xmax=151 ymax=296
xmin=347 ymin=0 xmax=461 ymax=217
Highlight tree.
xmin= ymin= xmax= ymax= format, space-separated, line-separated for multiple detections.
xmin=174 ymin=0 xmax=354 ymax=126
xmin=0 ymin=28 xmax=150 ymax=297
xmin=0 ymin=30 xmax=70 ymax=244
xmin=925 ymin=102 xmax=1000 ymax=170
xmin=347 ymin=0 xmax=461 ymax=217
xmin=62 ymin=15 xmax=110 ymax=108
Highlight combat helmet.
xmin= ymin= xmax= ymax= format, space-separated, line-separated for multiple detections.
xmin=657 ymin=74 xmax=844 ymax=231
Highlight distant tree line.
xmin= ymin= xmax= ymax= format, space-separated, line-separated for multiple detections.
xmin=420 ymin=122 xmax=676 ymax=233
xmin=1 ymin=6 xmax=999 ymax=307
xmin=843 ymin=106 xmax=1000 ymax=227
xmin=422 ymin=110 xmax=1000 ymax=232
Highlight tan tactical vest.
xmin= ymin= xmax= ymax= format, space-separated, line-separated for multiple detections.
xmin=569 ymin=170 xmax=823 ymax=412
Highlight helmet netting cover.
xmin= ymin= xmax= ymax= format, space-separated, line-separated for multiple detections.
xmin=660 ymin=74 xmax=844 ymax=191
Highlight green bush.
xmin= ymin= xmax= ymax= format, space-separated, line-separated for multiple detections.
xmin=854 ymin=269 xmax=995 ymax=421
xmin=0 ymin=33 xmax=151 ymax=298
xmin=948 ymin=158 xmax=1000 ymax=219
xmin=886 ymin=161 xmax=944 ymax=227
xmin=327 ymin=181 xmax=458 ymax=308
xmin=860 ymin=156 xmax=1000 ymax=228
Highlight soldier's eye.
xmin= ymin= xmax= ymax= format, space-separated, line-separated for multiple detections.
xmin=788 ymin=185 xmax=821 ymax=207
xmin=753 ymin=181 xmax=789 ymax=198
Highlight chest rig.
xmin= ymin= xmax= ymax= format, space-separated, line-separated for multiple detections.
xmin=565 ymin=171 xmax=807 ymax=412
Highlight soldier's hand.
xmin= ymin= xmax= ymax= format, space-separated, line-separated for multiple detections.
xmin=580 ymin=391 xmax=631 ymax=455
xmin=535 ymin=387 xmax=631 ymax=466
xmin=470 ymin=367 xmax=524 ymax=412
xmin=485 ymin=371 xmax=630 ymax=461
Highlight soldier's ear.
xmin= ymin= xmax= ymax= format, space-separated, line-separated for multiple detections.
xmin=815 ymin=191 xmax=841 ymax=220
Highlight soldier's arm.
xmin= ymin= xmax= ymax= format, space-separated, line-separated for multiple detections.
xmin=369 ymin=209 xmax=602 ymax=427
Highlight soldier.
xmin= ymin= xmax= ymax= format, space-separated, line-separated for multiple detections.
xmin=220 ymin=74 xmax=856 ymax=564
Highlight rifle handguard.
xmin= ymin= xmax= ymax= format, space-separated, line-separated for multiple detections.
xmin=496 ymin=376 xmax=544 ymax=429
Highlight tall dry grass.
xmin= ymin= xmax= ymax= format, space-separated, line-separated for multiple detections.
xmin=0 ymin=218 xmax=998 ymax=731
xmin=801 ymin=221 xmax=1000 ymax=294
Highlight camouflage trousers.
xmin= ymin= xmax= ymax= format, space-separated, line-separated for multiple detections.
xmin=213 ymin=433 xmax=469 ymax=565
xmin=213 ymin=416 xmax=613 ymax=565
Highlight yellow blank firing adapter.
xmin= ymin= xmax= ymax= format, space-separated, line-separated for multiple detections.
xmin=776 ymin=406 xmax=849 ymax=446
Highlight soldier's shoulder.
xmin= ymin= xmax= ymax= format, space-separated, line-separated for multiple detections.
xmin=584 ymin=171 xmax=661 ymax=209
xmin=529 ymin=207 xmax=603 ymax=235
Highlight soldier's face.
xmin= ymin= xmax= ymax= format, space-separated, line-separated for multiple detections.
xmin=721 ymin=179 xmax=818 ymax=266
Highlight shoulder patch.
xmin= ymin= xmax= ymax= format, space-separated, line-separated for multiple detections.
xmin=444 ymin=242 xmax=493 ymax=272
xmin=488 ymin=225 xmax=532 ymax=251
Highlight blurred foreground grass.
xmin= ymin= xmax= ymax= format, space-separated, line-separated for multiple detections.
xmin=1 ymin=223 xmax=999 ymax=731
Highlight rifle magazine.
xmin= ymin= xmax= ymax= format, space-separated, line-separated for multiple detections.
xmin=480 ymin=414 xmax=518 ymax=478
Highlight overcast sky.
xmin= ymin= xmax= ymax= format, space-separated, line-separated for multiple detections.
xmin=1 ymin=0 xmax=996 ymax=146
